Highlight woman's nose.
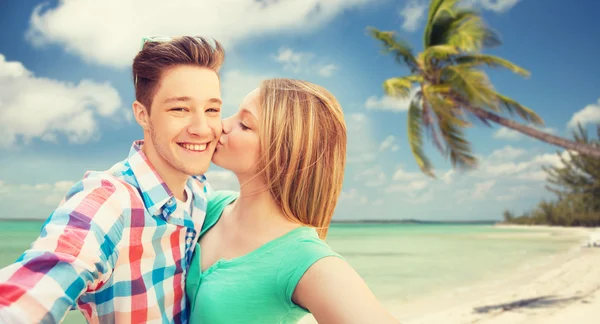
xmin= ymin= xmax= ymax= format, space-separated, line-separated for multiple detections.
xmin=221 ymin=117 xmax=233 ymax=134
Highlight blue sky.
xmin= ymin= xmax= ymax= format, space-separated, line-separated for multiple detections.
xmin=0 ymin=0 xmax=599 ymax=221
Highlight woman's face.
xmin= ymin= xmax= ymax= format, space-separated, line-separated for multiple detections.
xmin=212 ymin=88 xmax=261 ymax=177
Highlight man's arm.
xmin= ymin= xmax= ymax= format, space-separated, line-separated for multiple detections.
xmin=0 ymin=176 xmax=126 ymax=323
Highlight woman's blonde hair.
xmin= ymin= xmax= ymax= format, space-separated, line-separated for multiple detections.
xmin=258 ymin=79 xmax=347 ymax=239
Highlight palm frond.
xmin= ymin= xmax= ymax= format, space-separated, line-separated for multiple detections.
xmin=437 ymin=115 xmax=477 ymax=170
xmin=422 ymin=100 xmax=446 ymax=155
xmin=382 ymin=75 xmax=422 ymax=99
xmin=494 ymin=92 xmax=545 ymax=125
xmin=368 ymin=27 xmax=419 ymax=72
xmin=420 ymin=83 xmax=477 ymax=168
xmin=408 ymin=92 xmax=436 ymax=177
xmin=444 ymin=65 xmax=497 ymax=109
xmin=445 ymin=13 xmax=500 ymax=52
xmin=456 ymin=54 xmax=530 ymax=77
xmin=422 ymin=45 xmax=460 ymax=71
xmin=425 ymin=0 xmax=462 ymax=47
xmin=422 ymin=83 xmax=471 ymax=128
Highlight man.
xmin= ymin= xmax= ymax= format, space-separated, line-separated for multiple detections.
xmin=0 ymin=36 xmax=225 ymax=323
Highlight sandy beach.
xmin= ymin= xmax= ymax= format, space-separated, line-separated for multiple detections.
xmin=399 ymin=225 xmax=600 ymax=324
xmin=302 ymin=225 xmax=600 ymax=324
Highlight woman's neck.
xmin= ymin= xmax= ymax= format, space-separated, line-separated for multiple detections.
xmin=229 ymin=176 xmax=294 ymax=231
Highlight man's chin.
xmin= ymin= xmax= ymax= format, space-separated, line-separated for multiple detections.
xmin=181 ymin=164 xmax=211 ymax=177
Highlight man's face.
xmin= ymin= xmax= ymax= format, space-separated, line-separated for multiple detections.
xmin=135 ymin=65 xmax=222 ymax=180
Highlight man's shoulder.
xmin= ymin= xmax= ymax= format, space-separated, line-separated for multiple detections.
xmin=63 ymin=160 xmax=140 ymax=202
xmin=83 ymin=160 xmax=140 ymax=189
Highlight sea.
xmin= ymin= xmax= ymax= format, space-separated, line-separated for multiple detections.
xmin=0 ymin=221 xmax=583 ymax=323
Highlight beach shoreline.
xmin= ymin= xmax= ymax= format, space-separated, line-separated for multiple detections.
xmin=399 ymin=225 xmax=600 ymax=323
xmin=301 ymin=224 xmax=600 ymax=324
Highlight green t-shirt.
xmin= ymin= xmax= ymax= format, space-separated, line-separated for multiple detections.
xmin=186 ymin=190 xmax=342 ymax=323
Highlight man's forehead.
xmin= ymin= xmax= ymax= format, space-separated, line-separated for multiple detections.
xmin=162 ymin=95 xmax=222 ymax=105
xmin=156 ymin=80 xmax=221 ymax=103
xmin=158 ymin=66 xmax=220 ymax=90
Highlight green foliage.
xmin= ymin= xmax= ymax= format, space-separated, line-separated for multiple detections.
xmin=368 ymin=0 xmax=542 ymax=177
xmin=503 ymin=125 xmax=600 ymax=227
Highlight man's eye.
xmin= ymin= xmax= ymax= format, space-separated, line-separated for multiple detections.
xmin=171 ymin=108 xmax=187 ymax=112
xmin=207 ymin=108 xmax=221 ymax=113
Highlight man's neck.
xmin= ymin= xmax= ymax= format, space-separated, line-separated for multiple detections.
xmin=141 ymin=143 xmax=189 ymax=202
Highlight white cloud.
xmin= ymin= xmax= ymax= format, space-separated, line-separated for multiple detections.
xmin=386 ymin=165 xmax=431 ymax=198
xmin=0 ymin=54 xmax=123 ymax=148
xmin=346 ymin=113 xmax=379 ymax=164
xmin=386 ymin=180 xmax=428 ymax=193
xmin=496 ymin=185 xmax=533 ymax=201
xmin=354 ymin=167 xmax=387 ymax=188
xmin=272 ymin=47 xmax=338 ymax=77
xmin=475 ymin=150 xmax=571 ymax=180
xmin=365 ymin=94 xmax=412 ymax=112
xmin=347 ymin=153 xmax=377 ymax=164
xmin=400 ymin=0 xmax=521 ymax=34
xmin=379 ymin=135 xmax=399 ymax=152
xmin=442 ymin=169 xmax=454 ymax=184
xmin=350 ymin=113 xmax=367 ymax=123
xmin=473 ymin=180 xmax=496 ymax=199
xmin=454 ymin=179 xmax=496 ymax=202
xmin=340 ymin=188 xmax=369 ymax=205
xmin=489 ymin=145 xmax=526 ymax=161
xmin=568 ymin=98 xmax=600 ymax=129
xmin=372 ymin=198 xmax=384 ymax=206
xmin=365 ymin=87 xmax=419 ymax=112
xmin=392 ymin=166 xmax=425 ymax=181
xmin=477 ymin=0 xmax=521 ymax=13
xmin=26 ymin=0 xmax=375 ymax=68
xmin=400 ymin=1 xmax=427 ymax=32
xmin=493 ymin=127 xmax=522 ymax=140
xmin=318 ymin=64 xmax=338 ymax=77
xmin=461 ymin=0 xmax=522 ymax=13
xmin=515 ymin=170 xmax=547 ymax=182
xmin=0 ymin=180 xmax=76 ymax=218
xmin=384 ymin=180 xmax=432 ymax=205
xmin=273 ymin=48 xmax=311 ymax=73
xmin=220 ymin=70 xmax=271 ymax=117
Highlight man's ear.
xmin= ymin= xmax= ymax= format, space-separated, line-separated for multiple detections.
xmin=132 ymin=100 xmax=150 ymax=130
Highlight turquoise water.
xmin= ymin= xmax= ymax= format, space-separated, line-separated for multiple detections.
xmin=0 ymin=221 xmax=580 ymax=323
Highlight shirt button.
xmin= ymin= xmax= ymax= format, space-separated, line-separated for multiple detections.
xmin=166 ymin=198 xmax=175 ymax=206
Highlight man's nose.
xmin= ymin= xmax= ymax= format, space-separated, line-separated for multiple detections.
xmin=188 ymin=114 xmax=212 ymax=137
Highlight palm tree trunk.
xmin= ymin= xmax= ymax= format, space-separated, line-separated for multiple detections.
xmin=463 ymin=106 xmax=600 ymax=159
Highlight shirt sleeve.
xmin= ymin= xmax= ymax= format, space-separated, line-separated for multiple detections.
xmin=278 ymin=237 xmax=344 ymax=310
xmin=0 ymin=175 xmax=126 ymax=324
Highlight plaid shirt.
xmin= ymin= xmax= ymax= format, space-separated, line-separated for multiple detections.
xmin=0 ymin=140 xmax=210 ymax=323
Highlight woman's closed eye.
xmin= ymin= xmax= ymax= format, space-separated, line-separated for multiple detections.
xmin=238 ymin=121 xmax=250 ymax=131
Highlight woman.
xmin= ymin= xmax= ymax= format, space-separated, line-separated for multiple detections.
xmin=186 ymin=79 xmax=398 ymax=323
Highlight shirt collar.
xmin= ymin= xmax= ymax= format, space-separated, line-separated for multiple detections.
xmin=126 ymin=140 xmax=207 ymax=217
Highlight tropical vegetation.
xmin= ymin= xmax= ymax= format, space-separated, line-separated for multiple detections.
xmin=503 ymin=125 xmax=600 ymax=227
xmin=368 ymin=0 xmax=600 ymax=177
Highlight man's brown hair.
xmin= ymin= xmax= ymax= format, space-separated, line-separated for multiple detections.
xmin=132 ymin=36 xmax=225 ymax=111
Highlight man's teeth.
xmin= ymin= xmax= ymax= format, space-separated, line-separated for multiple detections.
xmin=181 ymin=143 xmax=207 ymax=151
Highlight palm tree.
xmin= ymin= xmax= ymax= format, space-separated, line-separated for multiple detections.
xmin=368 ymin=0 xmax=600 ymax=177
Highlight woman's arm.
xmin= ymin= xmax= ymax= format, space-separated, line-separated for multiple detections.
xmin=292 ymin=256 xmax=399 ymax=324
